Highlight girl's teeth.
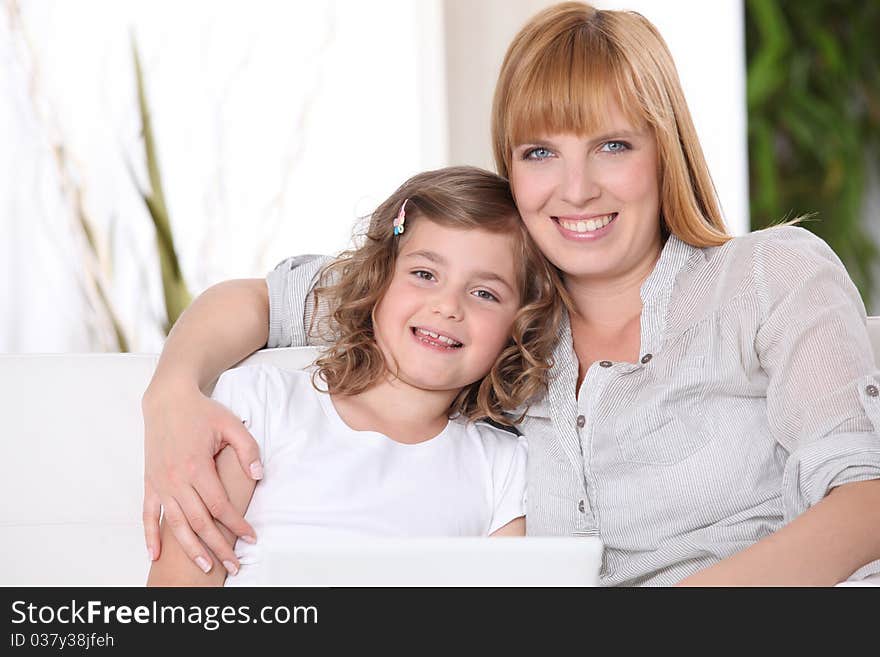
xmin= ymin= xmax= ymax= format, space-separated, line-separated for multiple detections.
xmin=560 ymin=214 xmax=615 ymax=233
xmin=415 ymin=328 xmax=461 ymax=347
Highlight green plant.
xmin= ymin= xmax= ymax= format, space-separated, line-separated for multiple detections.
xmin=131 ymin=38 xmax=192 ymax=333
xmin=746 ymin=0 xmax=880 ymax=305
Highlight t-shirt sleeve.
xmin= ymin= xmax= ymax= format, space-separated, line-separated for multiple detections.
xmin=266 ymin=254 xmax=335 ymax=348
xmin=210 ymin=365 xmax=276 ymax=460
xmin=488 ymin=435 xmax=528 ymax=534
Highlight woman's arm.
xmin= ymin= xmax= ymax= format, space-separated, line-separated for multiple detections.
xmin=678 ymin=480 xmax=880 ymax=586
xmin=683 ymin=228 xmax=880 ymax=585
xmin=147 ymin=446 xmax=258 ymax=586
xmin=143 ymin=279 xmax=269 ymax=573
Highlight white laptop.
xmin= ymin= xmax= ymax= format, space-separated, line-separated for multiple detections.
xmin=263 ymin=537 xmax=603 ymax=587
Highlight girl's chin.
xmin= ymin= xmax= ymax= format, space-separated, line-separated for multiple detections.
xmin=393 ymin=371 xmax=466 ymax=392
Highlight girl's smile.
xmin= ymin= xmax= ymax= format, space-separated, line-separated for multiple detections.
xmin=410 ymin=326 xmax=464 ymax=351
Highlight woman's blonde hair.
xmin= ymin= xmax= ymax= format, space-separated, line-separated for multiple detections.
xmin=310 ymin=166 xmax=569 ymax=425
xmin=492 ymin=1 xmax=730 ymax=247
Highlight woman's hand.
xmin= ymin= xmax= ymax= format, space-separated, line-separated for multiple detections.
xmin=147 ymin=445 xmax=259 ymax=587
xmin=142 ymin=380 xmax=261 ymax=575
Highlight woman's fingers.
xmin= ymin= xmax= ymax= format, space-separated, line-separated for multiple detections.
xmin=143 ymin=479 xmax=162 ymax=561
xmin=172 ymin=483 xmax=241 ymax=575
xmin=224 ymin=416 xmax=264 ymax=482
xmin=160 ymin=496 xmax=216 ymax=574
xmin=192 ymin=463 xmax=256 ymax=545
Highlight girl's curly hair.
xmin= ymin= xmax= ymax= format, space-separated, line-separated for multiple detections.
xmin=310 ymin=166 xmax=570 ymax=425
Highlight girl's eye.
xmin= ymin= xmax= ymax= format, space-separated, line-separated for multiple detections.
xmin=600 ymin=140 xmax=630 ymax=154
xmin=412 ymin=270 xmax=435 ymax=282
xmin=522 ymin=146 xmax=553 ymax=161
xmin=472 ymin=289 xmax=499 ymax=303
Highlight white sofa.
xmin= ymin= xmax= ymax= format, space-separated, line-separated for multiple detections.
xmin=2 ymin=321 xmax=880 ymax=586
xmin=0 ymin=346 xmax=320 ymax=586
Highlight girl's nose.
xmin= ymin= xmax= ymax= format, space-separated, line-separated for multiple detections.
xmin=431 ymin=290 xmax=463 ymax=320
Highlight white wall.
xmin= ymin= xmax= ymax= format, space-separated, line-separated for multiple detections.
xmin=1 ymin=0 xmax=750 ymax=353
xmin=444 ymin=0 xmax=749 ymax=236
xmin=0 ymin=0 xmax=448 ymax=353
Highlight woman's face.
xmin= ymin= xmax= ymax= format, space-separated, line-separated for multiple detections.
xmin=508 ymin=101 xmax=663 ymax=286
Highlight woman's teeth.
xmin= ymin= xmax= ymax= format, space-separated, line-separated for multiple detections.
xmin=414 ymin=328 xmax=462 ymax=347
xmin=558 ymin=213 xmax=617 ymax=233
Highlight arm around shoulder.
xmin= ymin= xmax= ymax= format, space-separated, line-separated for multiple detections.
xmin=142 ymin=278 xmax=269 ymax=573
xmin=147 ymin=278 xmax=270 ymax=397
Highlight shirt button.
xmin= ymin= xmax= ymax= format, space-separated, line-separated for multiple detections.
xmin=599 ymin=360 xmax=612 ymax=368
xmin=576 ymin=415 xmax=586 ymax=428
xmin=640 ymin=353 xmax=653 ymax=364
xmin=578 ymin=499 xmax=585 ymax=513
xmin=867 ymin=385 xmax=879 ymax=398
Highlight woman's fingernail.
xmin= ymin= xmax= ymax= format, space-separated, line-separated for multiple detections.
xmin=147 ymin=546 xmax=155 ymax=561
xmin=241 ymin=535 xmax=257 ymax=545
xmin=195 ymin=556 xmax=212 ymax=573
xmin=249 ymin=461 xmax=264 ymax=480
xmin=223 ymin=560 xmax=239 ymax=576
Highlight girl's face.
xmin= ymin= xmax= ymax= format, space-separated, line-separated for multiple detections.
xmin=373 ymin=219 xmax=520 ymax=395
xmin=508 ymin=100 xmax=663 ymax=286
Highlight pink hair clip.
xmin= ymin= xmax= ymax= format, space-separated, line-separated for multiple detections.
xmin=393 ymin=198 xmax=408 ymax=236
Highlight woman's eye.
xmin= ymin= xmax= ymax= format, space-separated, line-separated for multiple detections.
xmin=523 ymin=146 xmax=553 ymax=160
xmin=473 ymin=289 xmax=499 ymax=302
xmin=600 ymin=140 xmax=630 ymax=154
xmin=412 ymin=270 xmax=435 ymax=281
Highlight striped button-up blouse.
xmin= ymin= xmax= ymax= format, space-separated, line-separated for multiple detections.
xmin=266 ymin=226 xmax=880 ymax=586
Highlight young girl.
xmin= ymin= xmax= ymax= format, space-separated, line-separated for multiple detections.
xmin=146 ymin=166 xmax=565 ymax=585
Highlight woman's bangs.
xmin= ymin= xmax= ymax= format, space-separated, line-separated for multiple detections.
xmin=507 ymin=36 xmax=645 ymax=147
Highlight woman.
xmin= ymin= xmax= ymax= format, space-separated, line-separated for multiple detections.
xmin=142 ymin=2 xmax=880 ymax=585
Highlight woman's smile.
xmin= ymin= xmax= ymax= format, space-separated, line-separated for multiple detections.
xmin=552 ymin=212 xmax=619 ymax=240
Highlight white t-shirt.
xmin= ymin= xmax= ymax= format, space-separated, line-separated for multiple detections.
xmin=211 ymin=365 xmax=528 ymax=587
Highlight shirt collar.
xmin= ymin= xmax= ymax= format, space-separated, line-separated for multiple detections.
xmin=548 ymin=234 xmax=701 ymax=378
xmin=523 ymin=234 xmax=702 ymax=420
xmin=639 ymin=234 xmax=700 ymax=354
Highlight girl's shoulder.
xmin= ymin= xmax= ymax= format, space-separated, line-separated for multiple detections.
xmin=214 ymin=364 xmax=315 ymax=403
xmin=451 ymin=417 xmax=527 ymax=455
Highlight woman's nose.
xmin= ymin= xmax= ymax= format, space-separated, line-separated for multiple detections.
xmin=560 ymin=160 xmax=601 ymax=207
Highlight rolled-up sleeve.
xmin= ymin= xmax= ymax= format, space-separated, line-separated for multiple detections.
xmin=753 ymin=227 xmax=880 ymax=522
xmin=266 ymin=254 xmax=334 ymax=348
